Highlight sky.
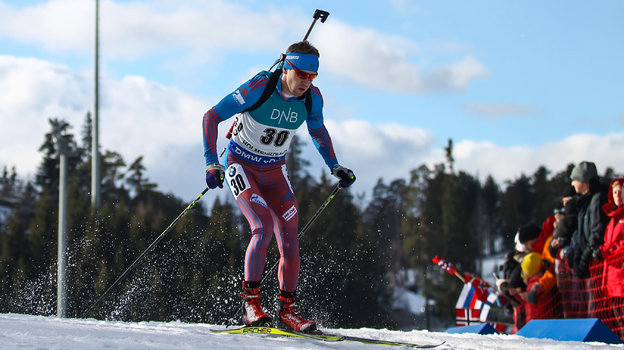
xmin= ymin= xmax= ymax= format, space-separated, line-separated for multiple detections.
xmin=1 ymin=0 xmax=623 ymax=204
xmin=1 ymin=313 xmax=621 ymax=349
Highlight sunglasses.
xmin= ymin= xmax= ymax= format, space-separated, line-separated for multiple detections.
xmin=286 ymin=60 xmax=318 ymax=81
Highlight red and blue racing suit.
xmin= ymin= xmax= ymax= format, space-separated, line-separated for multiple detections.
xmin=202 ymin=70 xmax=338 ymax=292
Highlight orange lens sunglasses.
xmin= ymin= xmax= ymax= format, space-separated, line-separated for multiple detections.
xmin=286 ymin=60 xmax=318 ymax=81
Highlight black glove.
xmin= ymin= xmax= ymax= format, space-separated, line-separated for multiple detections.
xmin=331 ymin=165 xmax=356 ymax=188
xmin=592 ymin=248 xmax=603 ymax=262
xmin=526 ymin=283 xmax=541 ymax=304
xmin=205 ymin=163 xmax=225 ymax=189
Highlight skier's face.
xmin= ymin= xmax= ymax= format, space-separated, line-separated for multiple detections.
xmin=282 ymin=67 xmax=314 ymax=97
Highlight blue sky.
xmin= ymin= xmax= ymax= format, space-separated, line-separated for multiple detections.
xmin=1 ymin=0 xmax=623 ymax=203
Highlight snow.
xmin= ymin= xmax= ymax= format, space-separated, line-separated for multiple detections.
xmin=1 ymin=313 xmax=620 ymax=350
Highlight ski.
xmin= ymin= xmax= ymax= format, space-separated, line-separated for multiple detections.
xmin=308 ymin=331 xmax=445 ymax=348
xmin=212 ymin=326 xmax=445 ymax=348
xmin=211 ymin=325 xmax=338 ymax=342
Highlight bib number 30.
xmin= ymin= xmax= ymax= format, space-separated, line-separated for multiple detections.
xmin=225 ymin=163 xmax=251 ymax=199
xmin=260 ymin=128 xmax=289 ymax=147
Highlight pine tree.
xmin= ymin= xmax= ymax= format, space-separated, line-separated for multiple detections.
xmin=499 ymin=173 xmax=535 ymax=242
xmin=125 ymin=156 xmax=157 ymax=196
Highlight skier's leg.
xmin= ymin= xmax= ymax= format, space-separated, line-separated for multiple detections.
xmin=263 ymin=164 xmax=316 ymax=332
xmin=225 ymin=161 xmax=274 ymax=325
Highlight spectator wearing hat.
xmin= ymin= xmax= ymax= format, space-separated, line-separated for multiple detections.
xmin=502 ymin=224 xmax=547 ymax=296
xmin=501 ymin=225 xmax=542 ymax=297
xmin=521 ymin=252 xmax=558 ymax=322
xmin=518 ymin=224 xmax=542 ymax=253
xmin=600 ymin=178 xmax=624 ymax=330
xmin=600 ymin=177 xmax=624 ymax=296
xmin=567 ymin=161 xmax=609 ymax=279
xmin=500 ymin=224 xmax=550 ymax=333
xmin=550 ymin=194 xmax=586 ymax=319
xmin=550 ymin=195 xmax=579 ymax=259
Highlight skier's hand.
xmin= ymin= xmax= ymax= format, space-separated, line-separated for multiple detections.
xmin=332 ymin=164 xmax=356 ymax=188
xmin=205 ymin=163 xmax=225 ymax=189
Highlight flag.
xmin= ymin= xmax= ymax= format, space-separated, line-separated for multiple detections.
xmin=455 ymin=308 xmax=481 ymax=327
xmin=479 ymin=289 xmax=500 ymax=323
xmin=455 ymin=282 xmax=483 ymax=310
xmin=433 ymin=256 xmax=509 ymax=332
xmin=455 ymin=278 xmax=502 ymax=328
xmin=432 ymin=255 xmax=460 ymax=279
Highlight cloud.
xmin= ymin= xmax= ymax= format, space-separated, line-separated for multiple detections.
xmin=0 ymin=55 xmax=211 ymax=190
xmin=453 ymin=133 xmax=624 ymax=182
xmin=0 ymin=0 xmax=93 ymax=52
xmin=0 ymin=0 xmax=295 ymax=58
xmin=0 ymin=55 xmax=91 ymax=174
xmin=298 ymin=121 xmax=624 ymax=204
xmin=315 ymin=21 xmax=488 ymax=93
xmin=459 ymin=102 xmax=538 ymax=119
xmin=1 ymin=1 xmax=488 ymax=95
xmin=294 ymin=119 xmax=439 ymax=200
xmin=3 ymin=54 xmax=624 ymax=203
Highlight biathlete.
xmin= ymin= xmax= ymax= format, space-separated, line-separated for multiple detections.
xmin=201 ymin=40 xmax=355 ymax=332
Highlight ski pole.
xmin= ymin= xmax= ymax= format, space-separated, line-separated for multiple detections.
xmin=227 ymin=183 xmax=342 ymax=325
xmin=263 ymin=183 xmax=341 ymax=283
xmin=83 ymin=187 xmax=210 ymax=318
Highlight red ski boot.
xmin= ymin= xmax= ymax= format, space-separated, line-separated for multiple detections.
xmin=241 ymin=281 xmax=271 ymax=326
xmin=277 ymin=291 xmax=316 ymax=333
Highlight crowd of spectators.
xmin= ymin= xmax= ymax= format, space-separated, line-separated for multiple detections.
xmin=496 ymin=161 xmax=624 ymax=338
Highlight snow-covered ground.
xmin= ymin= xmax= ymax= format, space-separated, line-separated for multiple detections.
xmin=1 ymin=313 xmax=620 ymax=350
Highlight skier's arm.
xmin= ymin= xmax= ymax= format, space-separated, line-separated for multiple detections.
xmin=305 ymin=87 xmax=338 ymax=169
xmin=306 ymin=88 xmax=355 ymax=188
xmin=202 ymin=74 xmax=269 ymax=165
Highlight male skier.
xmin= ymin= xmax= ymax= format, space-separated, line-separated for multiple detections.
xmin=202 ymin=40 xmax=355 ymax=332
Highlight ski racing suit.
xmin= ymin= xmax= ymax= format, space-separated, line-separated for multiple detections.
xmin=202 ymin=70 xmax=338 ymax=293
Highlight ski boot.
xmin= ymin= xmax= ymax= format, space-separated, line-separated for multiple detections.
xmin=241 ymin=281 xmax=272 ymax=326
xmin=276 ymin=291 xmax=316 ymax=333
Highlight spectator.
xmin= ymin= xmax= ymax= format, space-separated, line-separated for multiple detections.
xmin=600 ymin=177 xmax=624 ymax=298
xmin=518 ymin=224 xmax=542 ymax=253
xmin=567 ymin=161 xmax=609 ymax=279
xmin=503 ymin=225 xmax=541 ymax=292
xmin=521 ymin=252 xmax=558 ymax=321
xmin=499 ymin=224 xmax=541 ymax=332
xmin=502 ymin=224 xmax=543 ymax=294
xmin=536 ymin=209 xmax=558 ymax=254
xmin=549 ymin=196 xmax=578 ymax=259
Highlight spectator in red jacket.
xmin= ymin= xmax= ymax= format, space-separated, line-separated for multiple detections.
xmin=521 ymin=252 xmax=558 ymax=321
xmin=600 ymin=178 xmax=624 ymax=298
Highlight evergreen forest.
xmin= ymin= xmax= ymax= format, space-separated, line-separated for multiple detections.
xmin=0 ymin=115 xmax=619 ymax=329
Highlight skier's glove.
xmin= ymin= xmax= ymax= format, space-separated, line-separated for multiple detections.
xmin=526 ymin=283 xmax=541 ymax=304
xmin=205 ymin=163 xmax=225 ymax=189
xmin=331 ymin=164 xmax=356 ymax=188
